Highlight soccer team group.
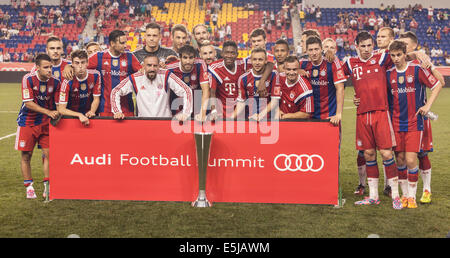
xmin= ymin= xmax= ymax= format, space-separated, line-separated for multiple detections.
xmin=15 ymin=21 xmax=444 ymax=209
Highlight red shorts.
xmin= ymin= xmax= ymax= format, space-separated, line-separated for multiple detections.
xmin=421 ymin=119 xmax=433 ymax=152
xmin=355 ymin=110 xmax=396 ymax=150
xmin=393 ymin=131 xmax=423 ymax=153
xmin=15 ymin=124 xmax=49 ymax=151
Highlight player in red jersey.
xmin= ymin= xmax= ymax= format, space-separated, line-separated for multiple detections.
xmin=15 ymin=54 xmax=60 ymax=199
xmin=57 ymin=50 xmax=101 ymax=126
xmin=166 ymin=45 xmax=210 ymax=121
xmin=31 ymin=37 xmax=71 ymax=82
xmin=234 ymin=48 xmax=280 ymax=120
xmin=64 ymin=30 xmax=142 ymax=117
xmin=398 ymin=32 xmax=445 ymax=204
xmin=272 ymin=39 xmax=290 ymax=74
xmin=342 ymin=31 xmax=402 ymax=209
xmin=208 ymin=41 xmax=246 ymax=119
xmin=257 ymin=56 xmax=314 ymax=120
xmin=386 ymin=40 xmax=443 ymax=208
xmin=300 ymin=36 xmax=346 ymax=125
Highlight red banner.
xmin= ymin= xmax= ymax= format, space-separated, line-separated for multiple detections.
xmin=50 ymin=118 xmax=340 ymax=205
xmin=0 ymin=62 xmax=34 ymax=71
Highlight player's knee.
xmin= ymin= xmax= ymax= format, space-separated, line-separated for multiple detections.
xmin=21 ymin=151 xmax=32 ymax=162
xmin=379 ymin=149 xmax=393 ymax=161
xmin=363 ymin=149 xmax=376 ymax=160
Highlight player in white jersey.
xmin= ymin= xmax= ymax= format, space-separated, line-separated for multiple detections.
xmin=111 ymin=54 xmax=193 ymax=120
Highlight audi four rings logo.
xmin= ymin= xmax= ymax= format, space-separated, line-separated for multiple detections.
xmin=273 ymin=154 xmax=325 ymax=172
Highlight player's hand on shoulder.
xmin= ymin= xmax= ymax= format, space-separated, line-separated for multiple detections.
xmin=298 ymin=69 xmax=310 ymax=78
xmin=62 ymin=65 xmax=74 ymax=80
xmin=324 ymin=50 xmax=336 ymax=63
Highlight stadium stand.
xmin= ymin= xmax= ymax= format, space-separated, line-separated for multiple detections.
xmin=0 ymin=0 xmax=448 ymax=65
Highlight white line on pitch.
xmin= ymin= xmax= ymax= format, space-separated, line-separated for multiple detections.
xmin=0 ymin=133 xmax=16 ymax=141
xmin=344 ymin=106 xmax=356 ymax=110
xmin=0 ymin=111 xmax=17 ymax=113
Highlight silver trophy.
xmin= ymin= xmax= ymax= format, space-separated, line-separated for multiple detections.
xmin=192 ymin=132 xmax=213 ymax=207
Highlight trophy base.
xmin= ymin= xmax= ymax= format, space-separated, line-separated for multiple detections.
xmin=192 ymin=190 xmax=212 ymax=207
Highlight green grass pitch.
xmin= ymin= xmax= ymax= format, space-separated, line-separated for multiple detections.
xmin=0 ymin=83 xmax=449 ymax=238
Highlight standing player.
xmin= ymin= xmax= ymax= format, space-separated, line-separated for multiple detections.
xmin=386 ymin=40 xmax=442 ymax=208
xmin=57 ymin=50 xmax=101 ymax=125
xmin=198 ymin=40 xmax=217 ymax=66
xmin=111 ymin=54 xmax=192 ymax=120
xmin=257 ymin=56 xmax=314 ymax=120
xmin=300 ymin=36 xmax=346 ymax=125
xmin=64 ymin=30 xmax=142 ymax=117
xmin=85 ymin=41 xmax=102 ymax=56
xmin=398 ymin=31 xmax=445 ymax=204
xmin=192 ymin=24 xmax=222 ymax=59
xmin=133 ymin=23 xmax=178 ymax=64
xmin=170 ymin=24 xmax=189 ymax=56
xmin=208 ymin=41 xmax=246 ymax=119
xmin=15 ymin=54 xmax=60 ymax=199
xmin=376 ymin=27 xmax=395 ymax=53
xmin=272 ymin=39 xmax=290 ymax=74
xmin=31 ymin=37 xmax=71 ymax=82
xmin=234 ymin=48 xmax=280 ymax=120
xmin=342 ymin=31 xmax=402 ymax=209
xmin=166 ymin=45 xmax=210 ymax=121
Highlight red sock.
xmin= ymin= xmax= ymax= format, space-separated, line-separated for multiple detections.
xmin=418 ymin=154 xmax=431 ymax=171
xmin=365 ymin=160 xmax=379 ymax=178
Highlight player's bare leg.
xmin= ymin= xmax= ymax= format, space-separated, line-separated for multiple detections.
xmin=42 ymin=148 xmax=50 ymax=199
xmin=354 ymin=149 xmax=380 ymax=205
xmin=355 ymin=150 xmax=366 ymax=195
xmin=21 ymin=151 xmax=36 ymax=199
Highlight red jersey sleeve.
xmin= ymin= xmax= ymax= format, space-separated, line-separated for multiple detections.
xmin=236 ymin=74 xmax=246 ymax=102
xmin=21 ymin=74 xmax=34 ymax=102
xmin=419 ymin=67 xmax=440 ymax=90
xmin=58 ymin=79 xmax=70 ymax=104
xmin=87 ymin=53 xmax=98 ymax=70
xmin=270 ymin=72 xmax=281 ymax=98
xmin=198 ymin=60 xmax=209 ymax=85
xmin=332 ymin=59 xmax=347 ymax=84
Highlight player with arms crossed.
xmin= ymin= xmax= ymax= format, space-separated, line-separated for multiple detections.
xmin=57 ymin=50 xmax=101 ymax=126
xmin=386 ymin=40 xmax=443 ymax=208
xmin=300 ymin=36 xmax=346 ymax=125
xmin=111 ymin=54 xmax=192 ymax=121
xmin=342 ymin=31 xmax=402 ymax=209
xmin=15 ymin=54 xmax=60 ymax=199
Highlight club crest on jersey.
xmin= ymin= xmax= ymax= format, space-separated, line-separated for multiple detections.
xmin=80 ymin=83 xmax=87 ymax=91
xmin=53 ymin=71 xmax=60 ymax=78
xmin=112 ymin=59 xmax=119 ymax=67
xmin=48 ymin=86 xmax=53 ymax=93
xmin=89 ymin=83 xmax=94 ymax=89
xmin=370 ymin=59 xmax=376 ymax=64
xmin=183 ymin=76 xmax=190 ymax=84
xmin=40 ymin=85 xmax=46 ymax=93
xmin=191 ymin=74 xmax=196 ymax=81
xmin=20 ymin=140 xmax=26 ymax=148
xmin=312 ymin=69 xmax=319 ymax=77
xmin=273 ymin=86 xmax=280 ymax=96
xmin=398 ymin=76 xmax=404 ymax=84
xmin=23 ymin=89 xmax=30 ymax=99
xmin=60 ymin=92 xmax=66 ymax=102
xmin=290 ymin=92 xmax=295 ymax=99
xmin=407 ymin=75 xmax=414 ymax=83
xmin=121 ymin=60 xmax=127 ymax=67
xmin=320 ymin=70 xmax=326 ymax=76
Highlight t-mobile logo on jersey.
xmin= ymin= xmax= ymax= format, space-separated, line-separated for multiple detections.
xmin=352 ymin=66 xmax=363 ymax=80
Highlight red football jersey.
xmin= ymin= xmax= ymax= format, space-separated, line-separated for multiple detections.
xmin=17 ymin=73 xmax=59 ymax=127
xmin=58 ymin=69 xmax=102 ymax=114
xmin=88 ymin=50 xmax=142 ymax=115
xmin=343 ymin=51 xmax=392 ymax=114
xmin=387 ymin=62 xmax=439 ymax=132
xmin=208 ymin=59 xmax=246 ymax=117
xmin=272 ymin=74 xmax=314 ymax=114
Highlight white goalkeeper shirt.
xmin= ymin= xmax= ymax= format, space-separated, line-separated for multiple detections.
xmin=111 ymin=70 xmax=193 ymax=117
